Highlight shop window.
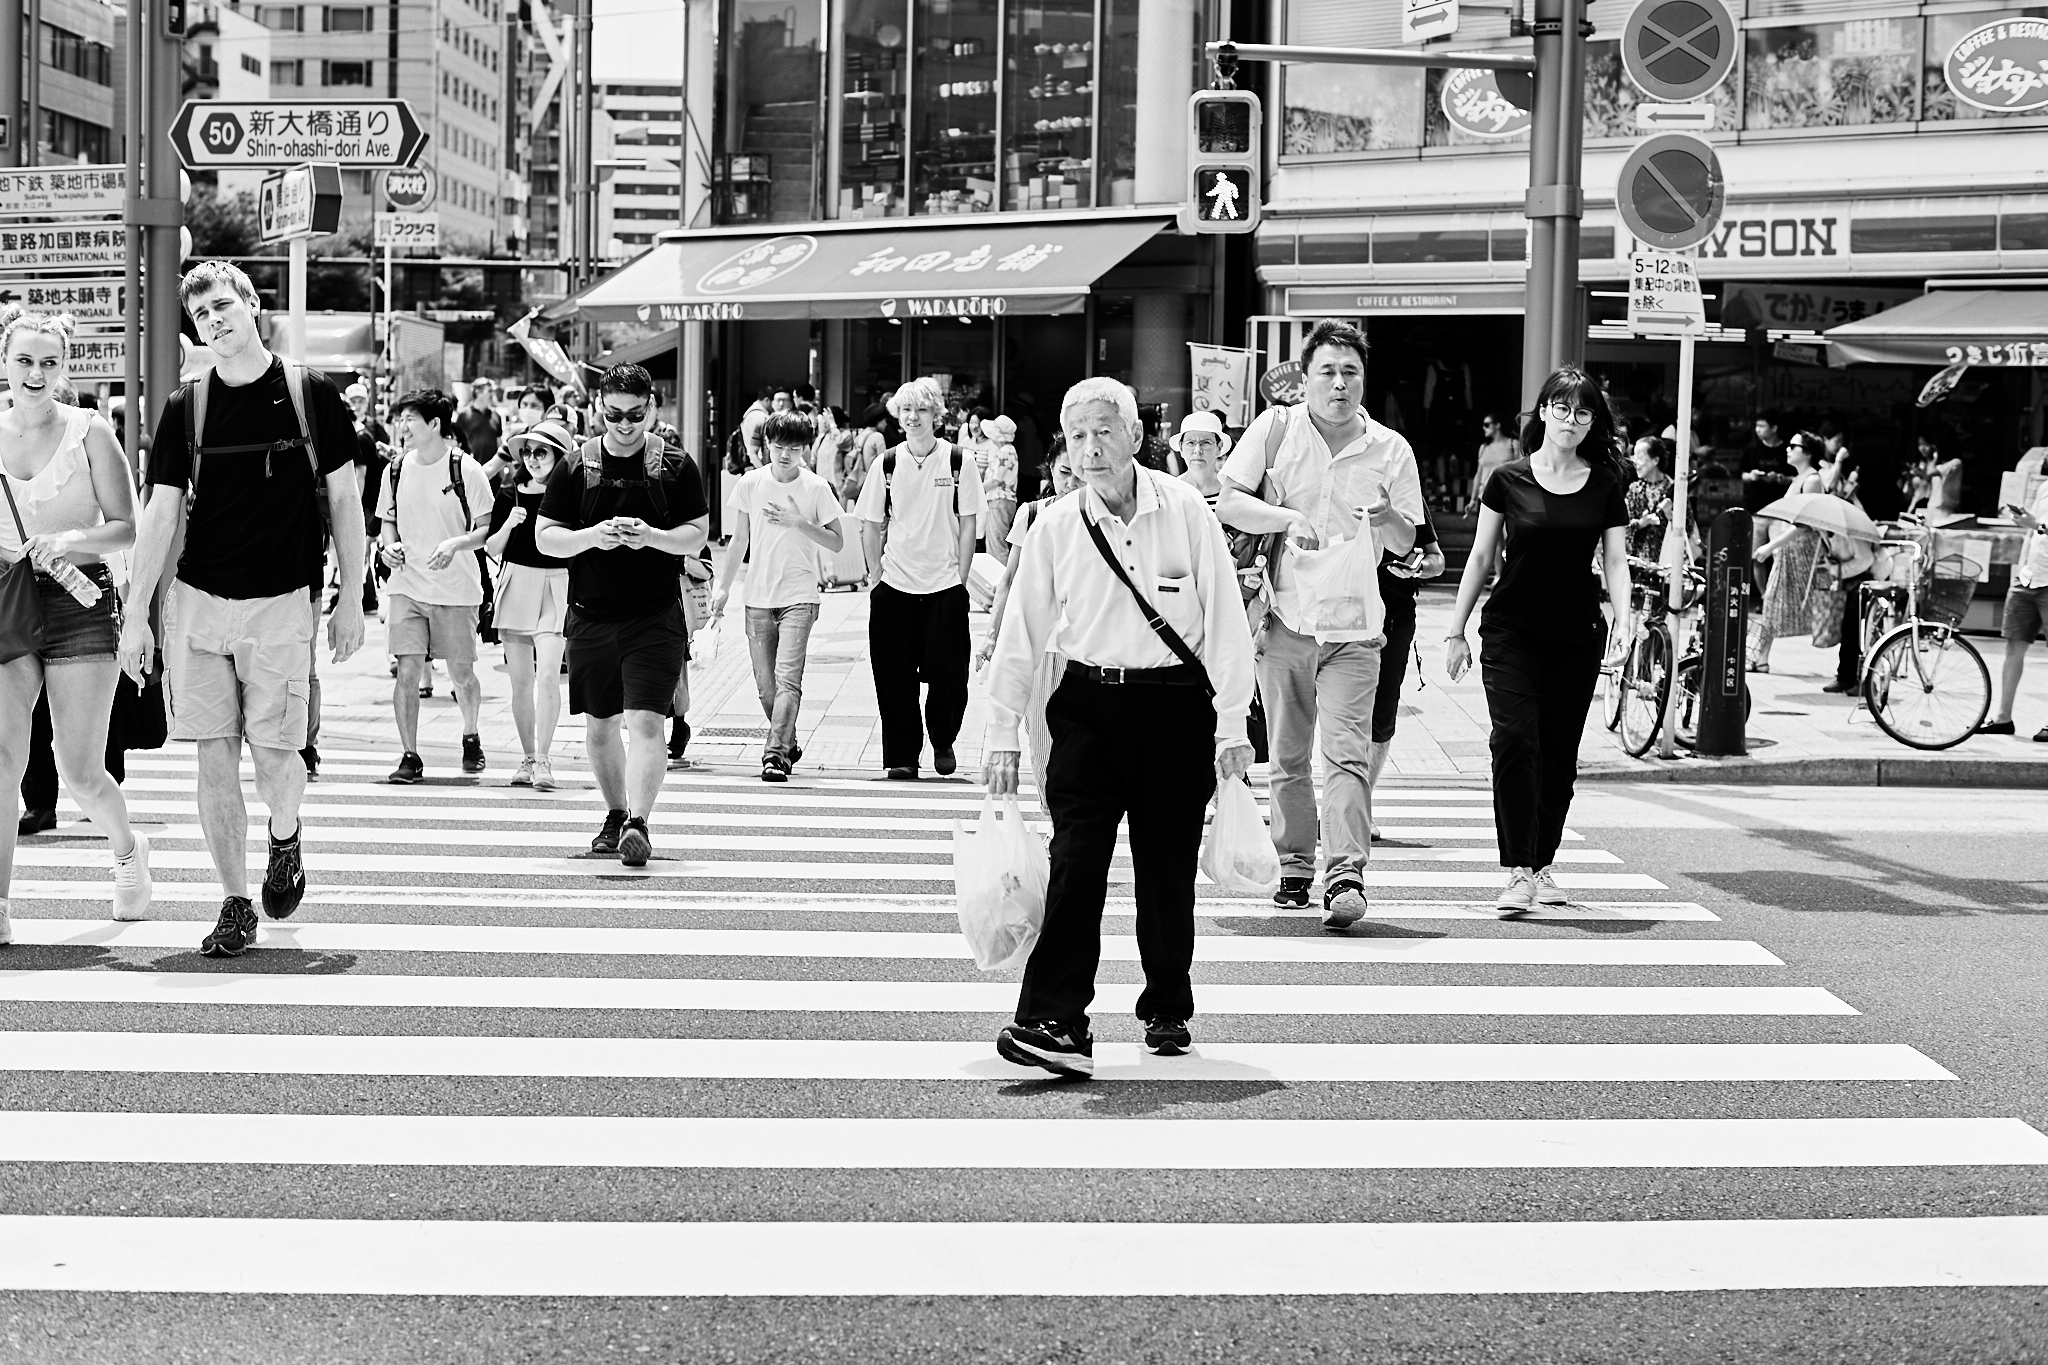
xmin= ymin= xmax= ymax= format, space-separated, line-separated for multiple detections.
xmin=911 ymin=0 xmax=1000 ymax=214
xmin=1580 ymin=227 xmax=1615 ymax=260
xmin=1924 ymin=9 xmax=2048 ymax=122
xmin=911 ymin=318 xmax=997 ymax=411
xmin=1744 ymin=18 xmax=1918 ymax=129
xmin=1374 ymin=229 xmax=1488 ymax=265
xmin=718 ymin=0 xmax=826 ymax=225
xmin=1297 ymin=233 xmax=1368 ymax=267
xmin=1004 ymin=0 xmax=1098 ymax=212
xmin=1097 ymin=0 xmax=1139 ymax=205
xmin=1577 ymin=40 xmax=1739 ymax=140
xmin=1851 ymin=214 xmax=1996 ymax=253
xmin=1491 ymin=227 xmax=1525 ymax=261
xmin=1284 ymin=65 xmax=1424 ymax=154
xmin=841 ymin=0 xmax=908 ymax=218
xmin=2002 ymin=214 xmax=2048 ymax=252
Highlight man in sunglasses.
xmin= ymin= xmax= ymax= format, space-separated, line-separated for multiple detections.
xmin=534 ymin=365 xmax=710 ymax=866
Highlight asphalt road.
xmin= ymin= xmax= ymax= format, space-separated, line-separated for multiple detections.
xmin=0 ymin=750 xmax=2042 ymax=1364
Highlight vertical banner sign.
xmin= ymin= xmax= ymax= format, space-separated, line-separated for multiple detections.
xmin=1696 ymin=508 xmax=1751 ymax=756
xmin=1188 ymin=344 xmax=1253 ymax=427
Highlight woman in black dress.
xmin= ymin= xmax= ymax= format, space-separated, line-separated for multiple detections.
xmin=1443 ymin=367 xmax=1632 ymax=915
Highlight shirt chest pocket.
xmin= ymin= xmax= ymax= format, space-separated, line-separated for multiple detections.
xmin=1153 ymin=573 xmax=1202 ymax=640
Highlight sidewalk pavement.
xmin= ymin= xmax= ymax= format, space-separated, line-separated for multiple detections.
xmin=306 ymin=565 xmax=2048 ymax=788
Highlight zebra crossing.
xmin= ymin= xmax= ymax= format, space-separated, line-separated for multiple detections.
xmin=1 ymin=744 xmax=2043 ymax=1300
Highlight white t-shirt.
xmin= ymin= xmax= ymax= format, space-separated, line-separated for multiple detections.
xmin=727 ymin=465 xmax=841 ymax=608
xmin=856 ymin=440 xmax=987 ymax=596
xmin=377 ymin=447 xmax=496 ymax=607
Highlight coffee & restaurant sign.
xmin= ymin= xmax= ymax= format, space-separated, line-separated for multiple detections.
xmin=1944 ymin=18 xmax=2048 ymax=113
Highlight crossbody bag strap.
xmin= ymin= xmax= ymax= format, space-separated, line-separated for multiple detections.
xmin=1 ymin=466 xmax=31 ymax=547
xmin=1081 ymin=506 xmax=1214 ymax=698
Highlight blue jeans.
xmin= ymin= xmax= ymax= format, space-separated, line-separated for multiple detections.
xmin=746 ymin=602 xmax=820 ymax=761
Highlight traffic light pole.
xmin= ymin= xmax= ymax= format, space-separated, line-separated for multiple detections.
xmin=0 ymin=5 xmax=19 ymax=166
xmin=146 ymin=2 xmax=185 ymax=432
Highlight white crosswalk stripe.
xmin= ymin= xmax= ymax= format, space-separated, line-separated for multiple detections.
xmin=0 ymin=752 xmax=2036 ymax=1302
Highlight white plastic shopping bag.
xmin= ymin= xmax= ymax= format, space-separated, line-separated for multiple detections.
xmin=1201 ymin=779 xmax=1281 ymax=897
xmin=692 ymin=616 xmax=722 ymax=666
xmin=953 ymin=795 xmax=1050 ymax=971
xmin=1288 ymin=528 xmax=1383 ymax=642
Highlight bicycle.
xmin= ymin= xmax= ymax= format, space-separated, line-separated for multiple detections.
xmin=1856 ymin=538 xmax=1991 ymax=750
xmin=1614 ymin=558 xmax=1754 ymax=757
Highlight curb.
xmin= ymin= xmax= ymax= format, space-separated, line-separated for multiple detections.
xmin=1580 ymin=753 xmax=2048 ymax=788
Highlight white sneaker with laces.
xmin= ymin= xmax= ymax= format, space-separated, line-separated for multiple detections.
xmin=532 ymin=758 xmax=557 ymax=791
xmin=112 ymin=833 xmax=153 ymax=921
xmin=1495 ymin=867 xmax=1537 ymax=917
xmin=0 ymin=898 xmax=12 ymax=945
xmin=511 ymin=756 xmax=536 ymax=787
xmin=1532 ymin=865 xmax=1571 ymax=906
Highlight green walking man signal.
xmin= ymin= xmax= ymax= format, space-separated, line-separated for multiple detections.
xmin=1181 ymin=90 xmax=1261 ymax=235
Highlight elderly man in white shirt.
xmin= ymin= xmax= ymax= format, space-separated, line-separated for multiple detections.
xmin=983 ymin=377 xmax=1256 ymax=1079
xmin=1216 ymin=319 xmax=1422 ymax=931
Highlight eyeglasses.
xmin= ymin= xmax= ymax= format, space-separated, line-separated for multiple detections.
xmin=601 ymin=405 xmax=649 ymax=425
xmin=767 ymin=443 xmax=810 ymax=458
xmin=1544 ymin=401 xmax=1597 ymax=426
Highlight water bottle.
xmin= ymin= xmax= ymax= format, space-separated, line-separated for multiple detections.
xmin=42 ymin=557 xmax=102 ymax=607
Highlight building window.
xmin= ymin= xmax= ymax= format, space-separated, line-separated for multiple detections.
xmin=1280 ymin=0 xmax=1423 ymax=154
xmin=1005 ymin=0 xmax=1098 ymax=213
xmin=39 ymin=110 xmax=111 ymax=163
xmin=718 ymin=0 xmax=825 ymax=225
xmin=39 ymin=23 xmax=115 ymax=86
xmin=272 ymin=60 xmax=305 ymax=86
xmin=911 ymin=0 xmax=998 ymax=214
xmin=259 ymin=5 xmax=305 ymax=30
xmin=325 ymin=6 xmax=372 ymax=31
xmin=1924 ymin=8 xmax=2048 ymax=122
xmin=325 ymin=60 xmax=373 ymax=86
xmin=1744 ymin=18 xmax=1919 ymax=129
xmin=241 ymin=52 xmax=264 ymax=76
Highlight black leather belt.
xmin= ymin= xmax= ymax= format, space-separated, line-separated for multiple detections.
xmin=1065 ymin=662 xmax=1208 ymax=687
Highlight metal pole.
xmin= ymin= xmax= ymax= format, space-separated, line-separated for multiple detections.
xmin=382 ymin=236 xmax=393 ymax=403
xmin=24 ymin=0 xmax=40 ymax=166
xmin=146 ymin=0 xmax=184 ymax=433
xmin=1520 ymin=0 xmax=1563 ymax=409
xmin=287 ymin=236 xmax=308 ymax=362
xmin=0 ymin=0 xmax=21 ymax=166
xmin=1548 ymin=0 xmax=1587 ymax=376
xmin=575 ymin=0 xmax=595 ymax=364
xmin=1204 ymin=41 xmax=1532 ymax=71
xmin=1656 ymin=331 xmax=1696 ymax=759
xmin=122 ymin=0 xmax=142 ymax=466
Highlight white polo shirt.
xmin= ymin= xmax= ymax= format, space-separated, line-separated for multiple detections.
xmin=855 ymin=439 xmax=987 ymax=595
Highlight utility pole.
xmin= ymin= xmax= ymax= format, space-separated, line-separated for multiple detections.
xmin=0 ymin=4 xmax=19 ymax=166
xmin=24 ymin=0 xmax=41 ymax=166
xmin=122 ymin=0 xmax=143 ymax=463
xmin=146 ymin=0 xmax=187 ymax=431
xmin=1521 ymin=0 xmax=1589 ymax=406
xmin=573 ymin=0 xmax=595 ymax=367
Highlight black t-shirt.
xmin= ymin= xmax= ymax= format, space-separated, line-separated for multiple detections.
xmin=147 ymin=358 xmax=358 ymax=600
xmin=455 ymin=406 xmax=502 ymax=464
xmin=538 ymin=444 xmax=709 ymax=621
xmin=1480 ymin=459 xmax=1627 ymax=641
xmin=491 ymin=484 xmax=570 ymax=570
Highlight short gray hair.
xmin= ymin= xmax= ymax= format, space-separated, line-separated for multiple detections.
xmin=887 ymin=377 xmax=945 ymax=418
xmin=1059 ymin=377 xmax=1140 ymax=434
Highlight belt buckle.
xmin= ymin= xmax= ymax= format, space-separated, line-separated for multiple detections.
xmin=1100 ymin=665 xmax=1126 ymax=684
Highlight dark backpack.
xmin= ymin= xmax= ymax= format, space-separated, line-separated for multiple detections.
xmin=174 ymin=360 xmax=326 ymax=581
xmin=576 ymin=431 xmax=679 ymax=527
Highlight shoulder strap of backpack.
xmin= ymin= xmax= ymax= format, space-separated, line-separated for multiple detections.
xmin=282 ymin=361 xmax=318 ymax=479
xmin=950 ymin=446 xmax=963 ymax=515
xmin=882 ymin=449 xmax=897 ymax=521
xmin=183 ymin=378 xmax=204 ymax=500
xmin=446 ymin=451 xmax=474 ymax=528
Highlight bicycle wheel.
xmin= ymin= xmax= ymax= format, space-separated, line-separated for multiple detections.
xmin=1672 ymin=657 xmax=1752 ymax=749
xmin=1616 ymin=623 xmax=1671 ymax=758
xmin=1864 ymin=624 xmax=1991 ymax=751
xmin=1601 ymin=661 xmax=1625 ymax=731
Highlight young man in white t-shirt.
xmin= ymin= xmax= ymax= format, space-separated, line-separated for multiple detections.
xmin=712 ymin=410 xmax=845 ymax=781
xmin=376 ymin=388 xmax=496 ymax=783
xmin=856 ymin=377 xmax=986 ymax=779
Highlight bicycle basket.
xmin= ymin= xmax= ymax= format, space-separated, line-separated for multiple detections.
xmin=1921 ymin=554 xmax=1983 ymax=628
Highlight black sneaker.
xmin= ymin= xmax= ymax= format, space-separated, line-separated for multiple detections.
xmin=1273 ymin=876 xmax=1312 ymax=908
xmin=1321 ymin=878 xmax=1368 ymax=931
xmin=300 ymin=745 xmax=320 ymax=778
xmin=1143 ymin=1017 xmax=1192 ymax=1056
xmin=762 ymin=754 xmax=790 ymax=783
xmin=668 ymin=718 xmax=691 ymax=762
xmin=997 ymin=1020 xmax=1095 ymax=1079
xmin=790 ymin=744 xmax=804 ymax=769
xmin=461 ymin=733 xmax=486 ymax=773
xmin=885 ymin=766 xmax=919 ymax=781
xmin=387 ymin=751 xmax=425 ymax=784
xmin=16 ymin=807 xmax=56 ymax=837
xmin=933 ymin=745 xmax=958 ymax=776
xmin=618 ymin=816 xmax=652 ymax=868
xmin=261 ymin=824 xmax=307 ymax=920
xmin=1821 ymin=680 xmax=1855 ymax=694
xmin=591 ymin=808 xmax=628 ymax=854
xmin=199 ymin=896 xmax=259 ymax=958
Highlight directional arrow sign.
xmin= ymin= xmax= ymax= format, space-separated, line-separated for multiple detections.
xmin=1635 ymin=101 xmax=1717 ymax=131
xmin=1622 ymin=0 xmax=1737 ymax=104
xmin=1403 ymin=0 xmax=1460 ymax=44
xmin=169 ymin=100 xmax=427 ymax=170
xmin=1616 ymin=133 xmax=1725 ymax=253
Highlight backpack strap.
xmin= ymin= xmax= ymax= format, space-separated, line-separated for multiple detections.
xmin=184 ymin=377 xmax=204 ymax=502
xmin=879 ymin=443 xmax=965 ymax=519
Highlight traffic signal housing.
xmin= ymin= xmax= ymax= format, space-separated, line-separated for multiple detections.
xmin=1181 ymin=90 xmax=1261 ymax=235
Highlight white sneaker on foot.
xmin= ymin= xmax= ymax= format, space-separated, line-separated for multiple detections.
xmin=112 ymin=832 xmax=153 ymax=921
xmin=1495 ymin=867 xmax=1537 ymax=917
xmin=1532 ymin=865 xmax=1571 ymax=906
xmin=0 ymin=899 xmax=12 ymax=945
xmin=510 ymin=757 xmax=536 ymax=787
xmin=532 ymin=758 xmax=557 ymax=791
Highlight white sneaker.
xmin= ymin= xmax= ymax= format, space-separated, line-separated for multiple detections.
xmin=1532 ymin=865 xmax=1571 ymax=907
xmin=531 ymin=758 xmax=557 ymax=791
xmin=510 ymin=756 xmax=536 ymax=787
xmin=112 ymin=833 xmax=153 ymax=921
xmin=0 ymin=899 xmax=12 ymax=945
xmin=1495 ymin=867 xmax=1537 ymax=917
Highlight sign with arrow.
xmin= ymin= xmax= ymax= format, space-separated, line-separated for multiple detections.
xmin=169 ymin=100 xmax=426 ymax=170
xmin=1628 ymin=250 xmax=1705 ymax=335
xmin=1403 ymin=0 xmax=1460 ymax=44
xmin=1616 ymin=132 xmax=1725 ymax=252
xmin=1622 ymin=0 xmax=1737 ymax=104
xmin=1635 ymin=101 xmax=1716 ymax=131
xmin=0 ymin=278 xmax=126 ymax=323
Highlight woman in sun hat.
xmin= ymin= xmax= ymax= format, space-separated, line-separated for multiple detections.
xmin=1170 ymin=410 xmax=1234 ymax=507
xmin=485 ymin=418 xmax=576 ymax=789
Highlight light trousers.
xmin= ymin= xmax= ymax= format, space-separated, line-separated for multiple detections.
xmin=1256 ymin=619 xmax=1382 ymax=883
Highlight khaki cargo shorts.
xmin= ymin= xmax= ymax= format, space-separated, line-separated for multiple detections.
xmin=164 ymin=582 xmax=316 ymax=751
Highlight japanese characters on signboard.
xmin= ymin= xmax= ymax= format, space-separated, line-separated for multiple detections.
xmin=1188 ymin=344 xmax=1253 ymax=428
xmin=0 ymin=166 xmax=126 ymax=218
xmin=0 ymin=225 xmax=127 ymax=272
xmin=1944 ymin=18 xmax=2048 ymax=113
xmin=0 ymin=279 xmax=125 ymax=323
xmin=1627 ymin=250 xmax=1706 ymax=335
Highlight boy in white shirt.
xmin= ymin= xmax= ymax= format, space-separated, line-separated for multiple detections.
xmin=712 ymin=410 xmax=845 ymax=781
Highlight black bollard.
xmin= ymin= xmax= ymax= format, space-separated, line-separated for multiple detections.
xmin=1697 ymin=508 xmax=1751 ymax=757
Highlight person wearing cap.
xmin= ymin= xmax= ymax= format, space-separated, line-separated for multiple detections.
xmin=487 ymin=419 xmax=576 ymax=789
xmin=981 ymin=413 xmax=1021 ymax=562
xmin=1171 ymin=411 xmax=1233 ymax=507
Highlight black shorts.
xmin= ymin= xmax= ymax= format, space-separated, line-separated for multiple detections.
xmin=565 ymin=602 xmax=687 ymax=719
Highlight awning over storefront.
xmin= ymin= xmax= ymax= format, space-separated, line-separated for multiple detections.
xmin=1826 ymin=289 xmax=2048 ymax=367
xmin=551 ymin=215 xmax=1171 ymax=324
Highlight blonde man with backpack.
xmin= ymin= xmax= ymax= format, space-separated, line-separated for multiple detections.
xmin=116 ymin=261 xmax=366 ymax=959
xmin=534 ymin=364 xmax=709 ymax=867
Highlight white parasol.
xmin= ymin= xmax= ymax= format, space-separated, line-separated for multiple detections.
xmin=1755 ymin=492 xmax=1884 ymax=543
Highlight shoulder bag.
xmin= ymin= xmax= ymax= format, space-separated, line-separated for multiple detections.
xmin=1080 ymin=492 xmax=1214 ymax=699
xmin=0 ymin=474 xmax=47 ymax=664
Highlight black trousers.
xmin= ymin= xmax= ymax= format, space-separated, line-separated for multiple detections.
xmin=867 ymin=582 xmax=970 ymax=769
xmin=1480 ymin=624 xmax=1605 ymax=871
xmin=1836 ymin=572 xmax=1871 ymax=688
xmin=1016 ymin=677 xmax=1217 ymax=1031
xmin=20 ymin=688 xmax=125 ymax=813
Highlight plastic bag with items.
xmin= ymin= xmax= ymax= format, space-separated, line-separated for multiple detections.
xmin=1201 ymin=778 xmax=1281 ymax=897
xmin=1287 ymin=517 xmax=1383 ymax=643
xmin=953 ymin=795 xmax=1050 ymax=971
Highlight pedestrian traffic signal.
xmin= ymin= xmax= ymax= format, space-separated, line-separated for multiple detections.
xmin=1182 ymin=90 xmax=1261 ymax=235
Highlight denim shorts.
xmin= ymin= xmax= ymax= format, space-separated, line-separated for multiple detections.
xmin=36 ymin=562 xmax=122 ymax=663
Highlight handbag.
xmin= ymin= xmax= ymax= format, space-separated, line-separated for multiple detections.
xmin=0 ymin=473 xmax=48 ymax=665
xmin=1807 ymin=543 xmax=1844 ymax=649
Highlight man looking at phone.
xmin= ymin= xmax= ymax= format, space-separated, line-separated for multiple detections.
xmin=1979 ymin=482 xmax=2048 ymax=740
xmin=534 ymin=364 xmax=709 ymax=866
xmin=1216 ymin=319 xmax=1422 ymax=930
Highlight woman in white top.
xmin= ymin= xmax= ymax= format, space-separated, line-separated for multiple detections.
xmin=0 ymin=307 xmax=151 ymax=941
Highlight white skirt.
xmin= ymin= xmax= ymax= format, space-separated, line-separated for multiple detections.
xmin=494 ymin=563 xmax=568 ymax=636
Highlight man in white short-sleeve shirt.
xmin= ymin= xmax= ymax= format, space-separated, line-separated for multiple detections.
xmin=856 ymin=377 xmax=986 ymax=779
xmin=713 ymin=409 xmax=845 ymax=780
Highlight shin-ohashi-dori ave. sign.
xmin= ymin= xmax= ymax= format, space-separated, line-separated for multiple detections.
xmin=1945 ymin=18 xmax=2048 ymax=113
xmin=169 ymin=100 xmax=426 ymax=169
